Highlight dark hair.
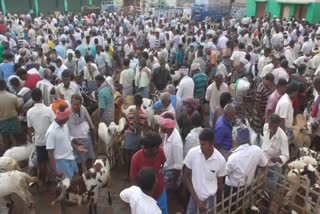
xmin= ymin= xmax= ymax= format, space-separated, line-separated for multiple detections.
xmin=134 ymin=93 xmax=143 ymax=106
xmin=280 ymin=59 xmax=288 ymax=68
xmin=61 ymin=69 xmax=71 ymax=78
xmin=55 ymin=58 xmax=62 ymax=64
xmin=220 ymin=92 xmax=232 ymax=108
xmin=138 ymin=168 xmax=156 ymax=193
xmin=85 ymin=55 xmax=93 ymax=63
xmin=264 ymin=73 xmax=274 ymax=82
xmin=298 ymin=64 xmax=306 ymax=74
xmin=16 ymin=68 xmax=27 ymax=77
xmin=245 ymin=53 xmax=251 ymax=61
xmin=286 ymin=82 xmax=299 ymax=95
xmin=141 ymin=132 xmax=162 ymax=148
xmin=161 ymin=111 xmax=175 ymax=120
xmin=71 ymin=94 xmax=83 ymax=104
xmin=238 ymin=42 xmax=245 ymax=49
xmin=123 ymin=59 xmax=130 ymax=67
xmin=269 ymin=114 xmax=281 ymax=124
xmin=191 ymin=111 xmax=202 ymax=127
xmin=58 ymin=104 xmax=68 ymax=112
xmin=31 ymin=88 xmax=42 ymax=102
xmin=277 ymin=78 xmax=288 ymax=87
xmin=199 ymin=128 xmax=214 ymax=144
xmin=95 ymin=74 xmax=105 ymax=82
xmin=9 ymin=77 xmax=21 ymax=87
xmin=0 ymin=79 xmax=7 ymax=90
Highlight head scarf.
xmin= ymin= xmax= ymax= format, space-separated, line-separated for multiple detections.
xmin=158 ymin=111 xmax=176 ymax=129
xmin=191 ymin=63 xmax=201 ymax=71
xmin=179 ymin=67 xmax=189 ymax=76
xmin=56 ymin=106 xmax=71 ymax=121
xmin=236 ymin=127 xmax=250 ymax=145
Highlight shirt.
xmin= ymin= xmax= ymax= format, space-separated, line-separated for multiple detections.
xmin=0 ymin=62 xmax=14 ymax=81
xmin=84 ymin=63 xmax=99 ymax=81
xmin=262 ymin=124 xmax=289 ymax=166
xmin=120 ymin=68 xmax=135 ymax=88
xmin=275 ymin=93 xmax=294 ymax=129
xmin=36 ymin=79 xmax=54 ymax=106
xmin=136 ymin=67 xmax=150 ymax=88
xmin=259 ymin=63 xmax=274 ymax=79
xmin=176 ymin=76 xmax=195 ymax=101
xmin=27 ymin=103 xmax=55 ymax=146
xmin=24 ymin=74 xmax=42 ymax=90
xmin=284 ymin=47 xmax=296 ymax=68
xmin=272 ymin=67 xmax=289 ymax=84
xmin=120 ymin=186 xmax=161 ymax=214
xmin=56 ymin=81 xmax=81 ymax=103
xmin=0 ymin=91 xmax=19 ymax=121
xmin=205 ymin=82 xmax=229 ymax=113
xmin=163 ymin=128 xmax=184 ymax=170
xmin=55 ymin=64 xmax=68 ymax=80
xmin=226 ymin=144 xmax=268 ymax=187
xmin=214 ymin=116 xmax=233 ymax=151
xmin=193 ymin=72 xmax=208 ymax=98
xmin=184 ymin=127 xmax=203 ymax=158
xmin=46 ymin=120 xmax=75 ymax=160
xmin=130 ymin=148 xmax=166 ymax=200
xmin=257 ymin=56 xmax=271 ymax=74
xmin=184 ymin=146 xmax=226 ymax=201
xmin=97 ymin=85 xmax=113 ymax=109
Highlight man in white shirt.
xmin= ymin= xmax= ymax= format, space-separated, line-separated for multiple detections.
xmin=36 ymin=68 xmax=54 ymax=106
xmin=293 ymin=54 xmax=315 ymax=77
xmin=262 ymin=114 xmax=289 ymax=191
xmin=158 ymin=111 xmax=183 ymax=189
xmin=176 ymin=67 xmax=194 ymax=101
xmin=258 ymin=58 xmax=279 ymax=79
xmin=120 ymin=168 xmax=161 ymax=214
xmin=54 ymin=59 xmax=68 ymax=80
xmin=226 ymin=127 xmax=268 ymax=194
xmin=284 ymin=41 xmax=296 ymax=68
xmin=46 ymin=104 xmax=81 ymax=179
xmin=275 ymin=83 xmax=299 ymax=132
xmin=217 ymin=33 xmax=228 ymax=50
xmin=205 ymin=74 xmax=229 ymax=127
xmin=27 ymin=89 xmax=55 ymax=187
xmin=272 ymin=59 xmax=289 ymax=84
xmin=56 ymin=69 xmax=81 ymax=103
xmin=230 ymin=43 xmax=246 ymax=68
xmin=183 ymin=128 xmax=226 ymax=214
xmin=257 ymin=48 xmax=271 ymax=75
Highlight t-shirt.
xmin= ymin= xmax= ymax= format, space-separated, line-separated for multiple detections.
xmin=130 ymin=148 xmax=166 ymax=200
xmin=0 ymin=62 xmax=14 ymax=81
xmin=152 ymin=67 xmax=171 ymax=91
xmin=0 ymin=91 xmax=19 ymax=120
xmin=24 ymin=74 xmax=42 ymax=90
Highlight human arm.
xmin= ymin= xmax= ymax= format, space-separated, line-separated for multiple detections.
xmin=47 ymin=150 xmax=62 ymax=177
xmin=205 ymin=83 xmax=212 ymax=102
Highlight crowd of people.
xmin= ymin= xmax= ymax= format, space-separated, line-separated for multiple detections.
xmin=0 ymin=10 xmax=320 ymax=214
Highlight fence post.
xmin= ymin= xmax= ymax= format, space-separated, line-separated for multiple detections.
xmin=64 ymin=0 xmax=68 ymax=12
xmin=34 ymin=0 xmax=39 ymax=17
xmin=1 ymin=0 xmax=6 ymax=15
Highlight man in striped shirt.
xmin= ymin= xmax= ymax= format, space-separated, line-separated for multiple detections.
xmin=192 ymin=63 xmax=208 ymax=106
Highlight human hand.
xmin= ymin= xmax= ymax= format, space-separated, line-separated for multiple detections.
xmin=197 ymin=199 xmax=207 ymax=213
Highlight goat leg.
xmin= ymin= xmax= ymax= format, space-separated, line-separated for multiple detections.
xmin=93 ymin=204 xmax=98 ymax=214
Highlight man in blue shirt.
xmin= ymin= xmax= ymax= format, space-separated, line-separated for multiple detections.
xmin=0 ymin=53 xmax=14 ymax=81
xmin=214 ymin=104 xmax=236 ymax=159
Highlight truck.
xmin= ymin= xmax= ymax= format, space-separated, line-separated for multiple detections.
xmin=192 ymin=3 xmax=230 ymax=22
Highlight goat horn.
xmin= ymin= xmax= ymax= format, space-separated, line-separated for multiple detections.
xmin=51 ymin=185 xmax=67 ymax=205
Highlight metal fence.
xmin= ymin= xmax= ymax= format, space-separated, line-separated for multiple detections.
xmin=198 ymin=168 xmax=320 ymax=214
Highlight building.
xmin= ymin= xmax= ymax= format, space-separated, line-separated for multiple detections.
xmin=246 ymin=0 xmax=320 ymax=24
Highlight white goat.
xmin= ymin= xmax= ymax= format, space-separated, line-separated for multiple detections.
xmin=0 ymin=170 xmax=38 ymax=207
xmin=0 ymin=157 xmax=21 ymax=171
xmin=3 ymin=142 xmax=35 ymax=162
xmin=98 ymin=122 xmax=120 ymax=145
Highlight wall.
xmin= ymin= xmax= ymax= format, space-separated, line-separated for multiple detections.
xmin=265 ymin=0 xmax=281 ymax=17
xmin=246 ymin=0 xmax=256 ymax=16
xmin=306 ymin=2 xmax=320 ymax=24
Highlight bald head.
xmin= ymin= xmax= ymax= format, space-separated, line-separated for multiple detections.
xmin=160 ymin=92 xmax=171 ymax=107
xmin=166 ymin=84 xmax=176 ymax=95
xmin=224 ymin=104 xmax=236 ymax=122
xmin=43 ymin=68 xmax=51 ymax=80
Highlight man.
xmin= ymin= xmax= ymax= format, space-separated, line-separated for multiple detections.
xmin=64 ymin=53 xmax=77 ymax=75
xmin=158 ymin=111 xmax=183 ymax=189
xmin=262 ymin=114 xmax=289 ymax=191
xmin=46 ymin=104 xmax=82 ymax=179
xmin=54 ymin=59 xmax=68 ymax=80
xmin=226 ymin=127 xmax=268 ymax=193
xmin=176 ymin=67 xmax=194 ymax=101
xmin=16 ymin=68 xmax=41 ymax=90
xmin=0 ymin=53 xmax=14 ymax=81
xmin=257 ymin=48 xmax=271 ymax=76
xmin=120 ymin=59 xmax=135 ymax=97
xmin=75 ymin=50 xmax=86 ymax=76
xmin=192 ymin=63 xmax=208 ymax=106
xmin=56 ymin=70 xmax=81 ymax=103
xmin=120 ymin=168 xmax=161 ymax=214
xmin=27 ymin=88 xmax=55 ymax=187
xmin=183 ymin=128 xmax=226 ymax=214
xmin=192 ymin=50 xmax=206 ymax=73
xmin=265 ymin=78 xmax=287 ymax=123
xmin=293 ymin=54 xmax=315 ymax=77
xmin=214 ymin=104 xmax=236 ymax=159
xmin=152 ymin=57 xmax=171 ymax=92
xmin=95 ymin=45 xmax=111 ymax=74
xmin=310 ymin=77 xmax=320 ymax=123
xmin=68 ymin=94 xmax=96 ymax=173
xmin=135 ymin=58 xmax=151 ymax=98
xmin=95 ymin=74 xmax=114 ymax=126
xmin=284 ymin=41 xmax=296 ymax=68
xmin=130 ymin=132 xmax=167 ymax=214
xmin=83 ymin=55 xmax=99 ymax=92
xmin=36 ymin=68 xmax=54 ymax=106
xmin=258 ymin=58 xmax=280 ymax=80
xmin=272 ymin=59 xmax=289 ymax=85
xmin=0 ymin=80 xmax=22 ymax=151
xmin=205 ymin=73 xmax=229 ymax=127
xmin=233 ymin=72 xmax=253 ymax=108
xmin=275 ymin=83 xmax=299 ymax=143
xmin=123 ymin=94 xmax=148 ymax=178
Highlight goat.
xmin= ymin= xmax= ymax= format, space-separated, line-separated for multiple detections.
xmin=98 ymin=122 xmax=120 ymax=145
xmin=122 ymin=98 xmax=154 ymax=127
xmin=0 ymin=157 xmax=21 ymax=171
xmin=299 ymin=147 xmax=320 ymax=160
xmin=51 ymin=157 xmax=112 ymax=214
xmin=0 ymin=170 xmax=38 ymax=207
xmin=3 ymin=142 xmax=35 ymax=162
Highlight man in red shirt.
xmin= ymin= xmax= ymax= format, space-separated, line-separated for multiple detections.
xmin=130 ymin=131 xmax=168 ymax=214
xmin=17 ymin=68 xmax=42 ymax=90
